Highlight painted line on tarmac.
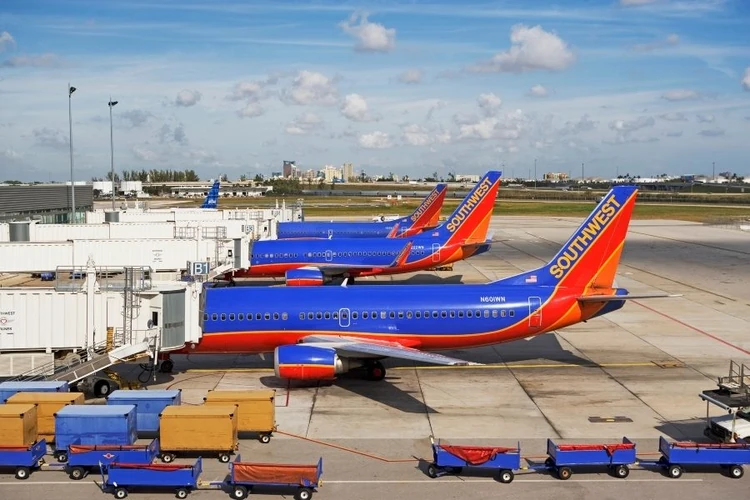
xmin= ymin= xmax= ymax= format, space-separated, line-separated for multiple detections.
xmin=634 ymin=300 xmax=750 ymax=357
xmin=186 ymin=361 xmax=658 ymax=374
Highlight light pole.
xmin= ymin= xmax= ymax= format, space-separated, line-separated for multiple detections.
xmin=534 ymin=158 xmax=537 ymax=189
xmin=68 ymin=83 xmax=76 ymax=224
xmin=108 ymin=97 xmax=118 ymax=211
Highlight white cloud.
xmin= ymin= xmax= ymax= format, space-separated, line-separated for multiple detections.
xmin=398 ymin=69 xmax=423 ymax=84
xmin=285 ymin=113 xmax=323 ymax=135
xmin=467 ymin=24 xmax=575 ymax=73
xmin=699 ymin=128 xmax=725 ymax=137
xmin=609 ymin=116 xmax=655 ymax=133
xmin=528 ymin=84 xmax=549 ymax=97
xmin=0 ymin=31 xmax=15 ymax=52
xmin=661 ymin=89 xmax=701 ymax=101
xmin=1 ymin=148 xmax=22 ymax=159
xmin=228 ymin=81 xmax=265 ymax=102
xmin=477 ymin=92 xmax=503 ymax=117
xmin=132 ymin=146 xmax=160 ymax=162
xmin=32 ymin=127 xmax=68 ymax=149
xmin=358 ymin=131 xmax=392 ymax=149
xmin=1 ymin=53 xmax=63 ymax=68
xmin=175 ymin=89 xmax=201 ymax=107
xmin=743 ymin=67 xmax=750 ymax=91
xmin=237 ymin=103 xmax=264 ymax=118
xmin=339 ymin=12 xmax=396 ymax=52
xmin=697 ymin=114 xmax=715 ymax=123
xmin=560 ymin=114 xmax=597 ymax=134
xmin=659 ymin=112 xmax=688 ymax=121
xmin=284 ymin=70 xmax=338 ymax=106
xmin=119 ymin=110 xmax=153 ymax=128
xmin=340 ymin=93 xmax=374 ymax=122
xmin=402 ymin=124 xmax=432 ymax=146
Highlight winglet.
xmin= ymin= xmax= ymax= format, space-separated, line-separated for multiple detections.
xmin=390 ymin=241 xmax=413 ymax=267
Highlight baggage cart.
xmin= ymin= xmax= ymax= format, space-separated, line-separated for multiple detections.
xmin=0 ymin=381 xmax=69 ymax=403
xmin=6 ymin=392 xmax=84 ymax=444
xmin=99 ymin=457 xmax=202 ymax=499
xmin=543 ymin=437 xmax=637 ymax=480
xmin=54 ymin=404 xmax=138 ymax=462
xmin=0 ymin=403 xmax=38 ymax=448
xmin=655 ymin=436 xmax=750 ymax=479
xmin=65 ymin=438 xmax=160 ymax=480
xmin=0 ymin=439 xmax=47 ymax=480
xmin=426 ymin=437 xmax=520 ymax=483
xmin=158 ymin=405 xmax=238 ymax=463
xmin=226 ymin=454 xmax=323 ymax=500
xmin=203 ymin=389 xmax=276 ymax=443
xmin=107 ymin=389 xmax=182 ymax=434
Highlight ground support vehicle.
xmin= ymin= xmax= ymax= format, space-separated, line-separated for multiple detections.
xmin=541 ymin=437 xmax=637 ymax=480
xmin=65 ymin=438 xmax=160 ymax=480
xmin=643 ymin=436 xmax=750 ymax=479
xmin=0 ymin=439 xmax=47 ymax=480
xmin=426 ymin=437 xmax=520 ymax=483
xmin=99 ymin=457 xmax=202 ymax=499
xmin=226 ymin=454 xmax=323 ymax=500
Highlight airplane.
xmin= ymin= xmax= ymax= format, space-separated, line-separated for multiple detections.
xmin=179 ymin=184 xmax=673 ymax=382
xmin=199 ymin=179 xmax=221 ymax=209
xmin=276 ymin=183 xmax=448 ymax=239
xmin=222 ymin=171 xmax=501 ymax=285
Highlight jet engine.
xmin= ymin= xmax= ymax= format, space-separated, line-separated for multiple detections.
xmin=273 ymin=345 xmax=357 ymax=380
xmin=285 ymin=267 xmax=325 ymax=286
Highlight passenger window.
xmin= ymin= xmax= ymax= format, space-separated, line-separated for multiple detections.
xmin=467 ymin=311 xmax=473 ymax=318
xmin=484 ymin=310 xmax=489 ymax=318
xmin=273 ymin=313 xmax=279 ymax=320
xmin=371 ymin=311 xmax=377 ymax=318
xmin=256 ymin=313 xmax=262 ymax=320
xmin=440 ymin=311 xmax=447 ymax=318
xmin=415 ymin=311 xmax=421 ymax=319
xmin=380 ymin=311 xmax=386 ymax=319
xmin=501 ymin=310 xmax=506 ymax=317
xmin=424 ymin=310 xmax=429 ymax=318
xmin=475 ymin=310 xmax=481 ymax=317
xmin=509 ymin=310 xmax=515 ymax=317
xmin=458 ymin=311 xmax=464 ymax=318
xmin=492 ymin=310 xmax=498 ymax=318
xmin=308 ymin=312 xmax=314 ymax=320
xmin=333 ymin=312 xmax=339 ymax=319
xmin=203 ymin=313 xmax=208 ymax=321
xmin=449 ymin=311 xmax=455 ymax=318
xmin=316 ymin=312 xmax=322 ymax=320
xmin=264 ymin=313 xmax=270 ymax=320
xmin=238 ymin=313 xmax=244 ymax=321
xmin=432 ymin=311 xmax=438 ymax=318
xmin=389 ymin=311 xmax=395 ymax=319
xmin=352 ymin=312 xmax=358 ymax=319
xmin=398 ymin=312 xmax=404 ymax=319
xmin=211 ymin=313 xmax=217 ymax=321
xmin=324 ymin=312 xmax=331 ymax=320
xmin=282 ymin=312 xmax=288 ymax=320
xmin=342 ymin=311 xmax=348 ymax=319
xmin=363 ymin=312 xmax=369 ymax=319
xmin=299 ymin=312 xmax=305 ymax=320
xmin=406 ymin=311 xmax=413 ymax=319
xmin=229 ymin=313 xmax=235 ymax=321
xmin=221 ymin=313 xmax=227 ymax=321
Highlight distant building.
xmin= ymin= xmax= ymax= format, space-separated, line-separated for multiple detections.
xmin=0 ymin=184 xmax=93 ymax=223
xmin=283 ymin=160 xmax=296 ymax=178
xmin=455 ymin=174 xmax=480 ymax=183
xmin=342 ymin=162 xmax=354 ymax=181
xmin=303 ymin=169 xmax=317 ymax=180
xmin=320 ymin=165 xmax=343 ymax=182
xmin=544 ymin=172 xmax=569 ymax=182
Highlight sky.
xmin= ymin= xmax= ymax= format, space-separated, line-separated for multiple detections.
xmin=0 ymin=0 xmax=749 ymax=183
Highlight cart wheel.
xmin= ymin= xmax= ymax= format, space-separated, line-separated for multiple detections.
xmin=161 ymin=453 xmax=175 ymax=463
xmin=729 ymin=465 xmax=744 ymax=479
xmin=114 ymin=488 xmax=128 ymax=499
xmin=614 ymin=465 xmax=629 ymax=479
xmin=69 ymin=466 xmax=86 ymax=480
xmin=295 ymin=487 xmax=313 ymax=500
xmin=219 ymin=453 xmax=231 ymax=463
xmin=557 ymin=467 xmax=572 ymax=480
xmin=14 ymin=467 xmax=30 ymax=480
xmin=703 ymin=427 xmax=712 ymax=438
xmin=259 ymin=434 xmax=271 ymax=444
xmin=427 ymin=464 xmax=438 ymax=478
xmin=232 ymin=485 xmax=248 ymax=499
xmin=498 ymin=469 xmax=514 ymax=484
xmin=175 ymin=488 xmax=188 ymax=499
xmin=56 ymin=451 xmax=69 ymax=463
xmin=668 ymin=465 xmax=683 ymax=479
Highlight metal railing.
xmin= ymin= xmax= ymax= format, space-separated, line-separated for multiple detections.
xmin=6 ymin=338 xmax=114 ymax=382
xmin=54 ymin=265 xmax=153 ymax=292
xmin=718 ymin=361 xmax=750 ymax=395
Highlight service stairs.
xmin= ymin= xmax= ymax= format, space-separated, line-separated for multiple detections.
xmin=7 ymin=338 xmax=153 ymax=384
xmin=718 ymin=361 xmax=750 ymax=396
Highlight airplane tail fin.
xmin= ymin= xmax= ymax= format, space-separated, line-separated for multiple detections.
xmin=492 ymin=185 xmax=638 ymax=292
xmin=404 ymin=183 xmax=448 ymax=230
xmin=432 ymin=171 xmax=501 ymax=245
xmin=200 ymin=180 xmax=220 ymax=209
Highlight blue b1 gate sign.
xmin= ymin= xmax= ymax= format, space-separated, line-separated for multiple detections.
xmin=188 ymin=261 xmax=209 ymax=275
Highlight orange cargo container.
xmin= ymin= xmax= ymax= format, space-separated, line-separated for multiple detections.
xmin=203 ymin=389 xmax=276 ymax=442
xmin=158 ymin=405 xmax=238 ymax=463
xmin=0 ymin=403 xmax=38 ymax=447
xmin=5 ymin=392 xmax=85 ymax=441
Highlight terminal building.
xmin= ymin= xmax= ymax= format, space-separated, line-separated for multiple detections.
xmin=0 ymin=184 xmax=93 ymax=224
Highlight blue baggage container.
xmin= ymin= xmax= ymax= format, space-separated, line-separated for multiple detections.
xmin=54 ymin=405 xmax=138 ymax=457
xmin=657 ymin=436 xmax=750 ymax=479
xmin=0 ymin=381 xmax=69 ymax=403
xmin=427 ymin=438 xmax=521 ymax=483
xmin=106 ymin=390 xmax=181 ymax=433
xmin=100 ymin=457 xmax=202 ymax=499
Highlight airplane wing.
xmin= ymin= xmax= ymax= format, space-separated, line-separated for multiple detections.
xmin=300 ymin=334 xmax=482 ymax=366
xmin=577 ymin=292 xmax=681 ymax=302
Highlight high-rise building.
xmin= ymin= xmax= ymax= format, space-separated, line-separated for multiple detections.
xmin=342 ymin=162 xmax=354 ymax=181
xmin=283 ymin=160 xmax=296 ymax=178
xmin=320 ymin=165 xmax=343 ymax=182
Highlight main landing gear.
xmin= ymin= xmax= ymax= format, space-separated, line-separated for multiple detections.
xmin=364 ymin=360 xmax=386 ymax=381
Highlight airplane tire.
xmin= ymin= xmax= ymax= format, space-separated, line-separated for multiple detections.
xmin=366 ymin=361 xmax=386 ymax=381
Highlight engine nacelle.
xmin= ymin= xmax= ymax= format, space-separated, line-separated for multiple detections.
xmin=285 ymin=267 xmax=325 ymax=287
xmin=274 ymin=345 xmax=355 ymax=380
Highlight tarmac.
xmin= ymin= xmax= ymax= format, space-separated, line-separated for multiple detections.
xmin=2 ymin=215 xmax=750 ymax=499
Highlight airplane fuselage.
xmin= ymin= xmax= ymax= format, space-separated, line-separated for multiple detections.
xmin=276 ymin=219 xmax=427 ymax=239
xmin=185 ymin=282 xmax=624 ymax=355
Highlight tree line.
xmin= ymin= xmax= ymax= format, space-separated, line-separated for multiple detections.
xmin=91 ymin=169 xmax=200 ymax=183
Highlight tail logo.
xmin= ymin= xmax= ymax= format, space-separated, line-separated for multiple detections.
xmin=410 ymin=189 xmax=441 ymax=223
xmin=549 ymin=194 xmax=623 ymax=279
xmin=446 ymin=177 xmax=495 ymax=232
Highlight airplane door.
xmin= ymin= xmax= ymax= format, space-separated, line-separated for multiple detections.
xmin=328 ymin=229 xmax=333 ymax=238
xmin=528 ymin=296 xmax=542 ymax=328
xmin=325 ymin=250 xmax=333 ymax=262
xmin=431 ymin=243 xmax=440 ymax=262
xmin=338 ymin=308 xmax=350 ymax=328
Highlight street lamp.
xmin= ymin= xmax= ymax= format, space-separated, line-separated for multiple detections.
xmin=68 ymin=83 xmax=76 ymax=224
xmin=108 ymin=97 xmax=119 ymax=211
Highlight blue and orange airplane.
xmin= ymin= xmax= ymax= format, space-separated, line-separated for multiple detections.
xmin=182 ymin=184 xmax=672 ymax=381
xmin=276 ymin=183 xmax=448 ymax=239
xmin=223 ymin=171 xmax=501 ymax=285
